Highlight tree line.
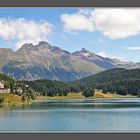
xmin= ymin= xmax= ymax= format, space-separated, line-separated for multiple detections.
xmin=24 ymin=68 xmax=140 ymax=97
xmin=1 ymin=68 xmax=140 ymax=98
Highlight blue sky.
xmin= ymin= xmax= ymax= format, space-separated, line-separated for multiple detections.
xmin=0 ymin=8 xmax=140 ymax=62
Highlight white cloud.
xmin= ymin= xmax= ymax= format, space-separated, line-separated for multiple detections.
xmin=61 ymin=8 xmax=140 ymax=39
xmin=0 ymin=18 xmax=53 ymax=49
xmin=92 ymin=8 xmax=140 ymax=39
xmin=126 ymin=47 xmax=140 ymax=50
xmin=61 ymin=13 xmax=94 ymax=32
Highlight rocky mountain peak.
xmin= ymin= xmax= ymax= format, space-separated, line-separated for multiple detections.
xmin=35 ymin=41 xmax=52 ymax=50
xmin=38 ymin=41 xmax=50 ymax=46
xmin=79 ymin=48 xmax=94 ymax=57
xmin=17 ymin=43 xmax=34 ymax=52
xmin=17 ymin=41 xmax=52 ymax=53
xmin=81 ymin=48 xmax=89 ymax=53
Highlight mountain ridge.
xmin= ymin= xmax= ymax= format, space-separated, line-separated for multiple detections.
xmin=0 ymin=41 xmax=140 ymax=81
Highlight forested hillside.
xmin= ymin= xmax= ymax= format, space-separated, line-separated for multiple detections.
xmin=25 ymin=68 xmax=140 ymax=97
xmin=74 ymin=68 xmax=140 ymax=96
xmin=24 ymin=80 xmax=70 ymax=96
xmin=0 ymin=73 xmax=38 ymax=102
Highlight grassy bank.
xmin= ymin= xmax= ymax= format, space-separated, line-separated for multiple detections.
xmin=36 ymin=92 xmax=85 ymax=100
xmin=94 ymin=90 xmax=137 ymax=98
xmin=36 ymin=90 xmax=137 ymax=100
xmin=0 ymin=94 xmax=32 ymax=107
xmin=0 ymin=90 xmax=137 ymax=107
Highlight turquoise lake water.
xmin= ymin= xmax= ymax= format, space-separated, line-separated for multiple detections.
xmin=0 ymin=98 xmax=140 ymax=131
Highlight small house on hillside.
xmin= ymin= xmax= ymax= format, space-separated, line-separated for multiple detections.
xmin=0 ymin=80 xmax=10 ymax=94
xmin=0 ymin=80 xmax=4 ymax=89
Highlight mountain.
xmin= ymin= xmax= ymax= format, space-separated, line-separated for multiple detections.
xmin=0 ymin=41 xmax=140 ymax=81
xmin=1 ymin=42 xmax=103 ymax=81
xmin=71 ymin=48 xmax=125 ymax=69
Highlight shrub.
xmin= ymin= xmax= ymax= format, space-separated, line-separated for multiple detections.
xmin=82 ymin=88 xmax=95 ymax=97
xmin=0 ymin=96 xmax=4 ymax=103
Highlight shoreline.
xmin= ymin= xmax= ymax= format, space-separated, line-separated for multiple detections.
xmin=0 ymin=91 xmax=137 ymax=108
xmin=0 ymin=94 xmax=32 ymax=108
xmin=36 ymin=92 xmax=137 ymax=100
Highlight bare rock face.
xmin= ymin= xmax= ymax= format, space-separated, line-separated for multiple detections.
xmin=0 ymin=41 xmax=140 ymax=81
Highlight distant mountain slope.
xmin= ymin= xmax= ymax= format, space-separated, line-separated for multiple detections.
xmin=0 ymin=48 xmax=14 ymax=68
xmin=1 ymin=41 xmax=140 ymax=81
xmin=72 ymin=48 xmax=117 ymax=69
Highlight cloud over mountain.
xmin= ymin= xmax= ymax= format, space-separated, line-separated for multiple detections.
xmin=0 ymin=18 xmax=53 ymax=49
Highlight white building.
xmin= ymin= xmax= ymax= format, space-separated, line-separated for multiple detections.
xmin=0 ymin=80 xmax=10 ymax=94
xmin=0 ymin=80 xmax=4 ymax=89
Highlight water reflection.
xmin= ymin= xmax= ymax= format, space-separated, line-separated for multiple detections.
xmin=0 ymin=98 xmax=140 ymax=131
xmin=19 ymin=98 xmax=140 ymax=110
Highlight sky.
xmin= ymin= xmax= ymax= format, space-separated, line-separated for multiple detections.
xmin=0 ymin=8 xmax=140 ymax=62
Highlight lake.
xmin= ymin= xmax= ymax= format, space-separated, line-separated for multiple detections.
xmin=0 ymin=98 xmax=140 ymax=132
